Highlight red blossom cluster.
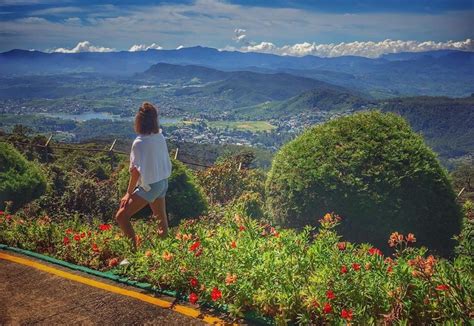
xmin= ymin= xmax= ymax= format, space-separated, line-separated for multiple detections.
xmin=189 ymin=292 xmax=199 ymax=304
xmin=211 ymin=287 xmax=222 ymax=301
xmin=99 ymin=224 xmax=112 ymax=231
xmin=341 ymin=309 xmax=353 ymax=321
xmin=319 ymin=213 xmax=341 ymax=228
xmin=368 ymin=247 xmax=383 ymax=256
xmin=190 ymin=277 xmax=199 ymax=287
xmin=388 ymin=232 xmax=416 ymax=248
xmin=408 ymin=255 xmax=437 ymax=278
xmin=0 ymin=210 xmax=13 ymax=222
xmin=337 ymin=242 xmax=346 ymax=251
xmin=435 ymin=284 xmax=449 ymax=291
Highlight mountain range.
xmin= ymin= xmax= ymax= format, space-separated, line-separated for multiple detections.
xmin=1 ymin=47 xmax=473 ymax=98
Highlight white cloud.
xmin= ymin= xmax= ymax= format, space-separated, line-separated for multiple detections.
xmin=1 ymin=0 xmax=472 ymax=54
xmin=31 ymin=7 xmax=85 ymax=16
xmin=233 ymin=28 xmax=247 ymax=43
xmin=236 ymin=38 xmax=474 ymax=58
xmin=16 ymin=17 xmax=48 ymax=23
xmin=128 ymin=43 xmax=163 ymax=52
xmin=53 ymin=41 xmax=115 ymax=53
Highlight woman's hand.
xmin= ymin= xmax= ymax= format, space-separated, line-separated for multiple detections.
xmin=120 ymin=193 xmax=130 ymax=209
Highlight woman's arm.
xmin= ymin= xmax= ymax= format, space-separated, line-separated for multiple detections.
xmin=120 ymin=167 xmax=140 ymax=208
xmin=127 ymin=167 xmax=140 ymax=195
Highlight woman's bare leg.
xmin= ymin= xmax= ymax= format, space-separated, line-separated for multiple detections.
xmin=150 ymin=197 xmax=168 ymax=238
xmin=115 ymin=194 xmax=148 ymax=250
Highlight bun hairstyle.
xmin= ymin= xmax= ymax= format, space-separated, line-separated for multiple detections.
xmin=134 ymin=102 xmax=159 ymax=135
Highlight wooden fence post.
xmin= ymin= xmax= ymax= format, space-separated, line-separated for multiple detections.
xmin=174 ymin=147 xmax=179 ymax=160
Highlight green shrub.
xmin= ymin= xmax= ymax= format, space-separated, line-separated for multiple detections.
xmin=117 ymin=159 xmax=207 ymax=221
xmin=266 ymin=111 xmax=461 ymax=256
xmin=197 ymin=160 xmax=244 ymax=204
xmin=166 ymin=159 xmax=208 ymax=221
xmin=232 ymin=191 xmax=265 ymax=219
xmin=454 ymin=201 xmax=473 ymax=273
xmin=0 ymin=142 xmax=46 ymax=210
xmin=197 ymin=158 xmax=266 ymax=205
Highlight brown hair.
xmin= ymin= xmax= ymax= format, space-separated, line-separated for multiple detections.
xmin=134 ymin=102 xmax=159 ymax=135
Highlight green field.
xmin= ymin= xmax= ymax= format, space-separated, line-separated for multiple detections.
xmin=207 ymin=120 xmax=275 ymax=132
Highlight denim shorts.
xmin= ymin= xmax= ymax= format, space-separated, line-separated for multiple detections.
xmin=133 ymin=178 xmax=168 ymax=203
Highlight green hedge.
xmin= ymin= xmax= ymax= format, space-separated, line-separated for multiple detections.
xmin=266 ymin=111 xmax=461 ymax=256
xmin=0 ymin=142 xmax=46 ymax=210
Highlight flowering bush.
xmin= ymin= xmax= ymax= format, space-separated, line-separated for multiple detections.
xmin=0 ymin=209 xmax=472 ymax=324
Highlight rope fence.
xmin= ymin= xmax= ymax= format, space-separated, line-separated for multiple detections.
xmin=1 ymin=133 xmax=215 ymax=169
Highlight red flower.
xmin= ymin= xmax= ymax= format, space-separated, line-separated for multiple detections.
xmin=189 ymin=241 xmax=200 ymax=252
xmin=211 ymin=287 xmax=222 ymax=301
xmin=406 ymin=233 xmax=416 ymax=243
xmin=323 ymin=302 xmax=332 ymax=314
xmin=368 ymin=247 xmax=383 ymax=256
xmin=73 ymin=234 xmax=81 ymax=241
xmin=99 ymin=224 xmax=112 ymax=231
xmin=230 ymin=241 xmax=237 ymax=248
xmin=337 ymin=242 xmax=346 ymax=251
xmin=194 ymin=248 xmax=203 ymax=257
xmin=80 ymin=232 xmax=86 ymax=238
xmin=239 ymin=225 xmax=246 ymax=231
xmin=340 ymin=265 xmax=348 ymax=274
xmin=108 ymin=258 xmax=119 ymax=267
xmin=341 ymin=309 xmax=353 ymax=321
xmin=387 ymin=266 xmax=393 ymax=273
xmin=352 ymin=263 xmax=361 ymax=271
xmin=91 ymin=243 xmax=99 ymax=252
xmin=190 ymin=278 xmax=199 ymax=287
xmin=5 ymin=214 xmax=12 ymax=221
xmin=66 ymin=228 xmax=73 ymax=235
xmin=436 ymin=284 xmax=449 ymax=291
xmin=326 ymin=290 xmax=336 ymax=300
xmin=0 ymin=210 xmax=4 ymax=215
xmin=189 ymin=292 xmax=199 ymax=304
xmin=63 ymin=236 xmax=70 ymax=245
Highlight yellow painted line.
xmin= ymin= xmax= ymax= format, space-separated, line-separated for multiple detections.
xmin=0 ymin=252 xmax=234 ymax=325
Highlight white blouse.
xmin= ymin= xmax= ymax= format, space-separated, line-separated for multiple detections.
xmin=129 ymin=132 xmax=172 ymax=191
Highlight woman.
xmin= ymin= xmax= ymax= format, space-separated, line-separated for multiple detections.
xmin=115 ymin=102 xmax=172 ymax=249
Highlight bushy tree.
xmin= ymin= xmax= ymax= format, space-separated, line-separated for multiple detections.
xmin=0 ymin=142 xmax=46 ymax=210
xmin=266 ymin=111 xmax=461 ymax=256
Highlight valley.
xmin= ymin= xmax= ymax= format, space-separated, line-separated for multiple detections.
xmin=0 ymin=48 xmax=473 ymax=168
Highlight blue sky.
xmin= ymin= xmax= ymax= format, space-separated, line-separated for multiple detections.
xmin=0 ymin=0 xmax=473 ymax=56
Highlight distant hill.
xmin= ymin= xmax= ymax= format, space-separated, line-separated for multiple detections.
xmin=380 ymin=95 xmax=474 ymax=163
xmin=1 ymin=47 xmax=473 ymax=98
xmin=245 ymin=88 xmax=373 ymax=118
xmin=138 ymin=63 xmax=229 ymax=83
xmin=174 ymin=71 xmax=346 ymax=108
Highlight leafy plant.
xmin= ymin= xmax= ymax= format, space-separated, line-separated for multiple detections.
xmin=0 ymin=142 xmax=46 ymax=210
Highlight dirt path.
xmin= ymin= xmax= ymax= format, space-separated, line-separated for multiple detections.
xmin=0 ymin=250 xmax=216 ymax=325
